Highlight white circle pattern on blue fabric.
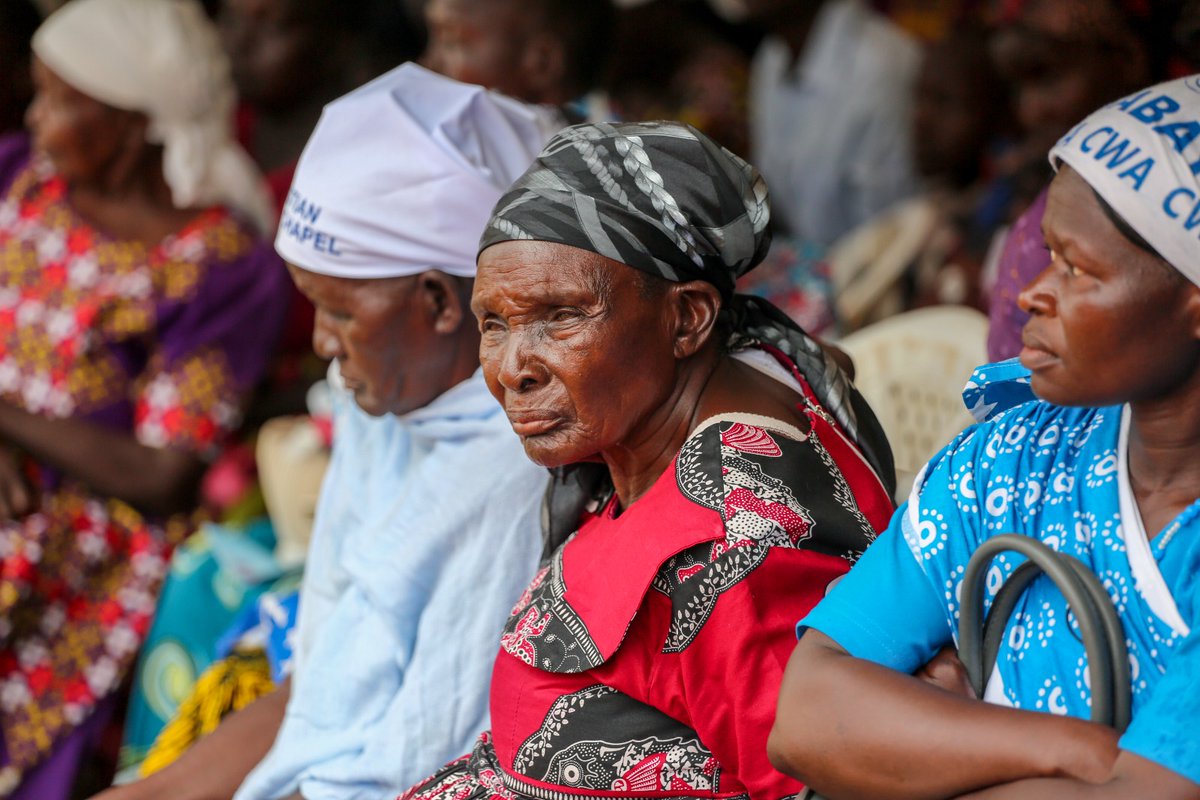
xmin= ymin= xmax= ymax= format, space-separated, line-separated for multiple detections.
xmin=900 ymin=395 xmax=1194 ymax=728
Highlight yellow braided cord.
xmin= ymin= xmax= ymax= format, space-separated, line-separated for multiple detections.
xmin=139 ymin=650 xmax=277 ymax=777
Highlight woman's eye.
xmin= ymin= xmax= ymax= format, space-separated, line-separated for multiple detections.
xmin=1049 ymin=250 xmax=1082 ymax=278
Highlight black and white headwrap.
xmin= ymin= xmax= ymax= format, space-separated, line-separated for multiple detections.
xmin=480 ymin=121 xmax=770 ymax=299
xmin=480 ymin=121 xmax=896 ymax=550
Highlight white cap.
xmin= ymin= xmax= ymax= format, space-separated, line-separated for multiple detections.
xmin=276 ymin=63 xmax=562 ymax=279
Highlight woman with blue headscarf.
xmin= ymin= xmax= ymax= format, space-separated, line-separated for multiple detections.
xmin=771 ymin=76 xmax=1200 ymax=799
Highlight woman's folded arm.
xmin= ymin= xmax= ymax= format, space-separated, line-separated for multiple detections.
xmin=767 ymin=630 xmax=1121 ymax=800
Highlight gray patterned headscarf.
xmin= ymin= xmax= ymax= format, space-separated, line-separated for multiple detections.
xmin=480 ymin=122 xmax=895 ymax=550
xmin=480 ymin=121 xmax=769 ymax=300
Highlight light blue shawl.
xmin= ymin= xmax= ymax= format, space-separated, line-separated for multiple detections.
xmin=236 ymin=368 xmax=545 ymax=800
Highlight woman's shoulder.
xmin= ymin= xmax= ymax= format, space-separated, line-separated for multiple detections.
xmin=166 ymin=207 xmax=273 ymax=265
xmin=937 ymin=400 xmax=1111 ymax=471
xmin=153 ymin=208 xmax=285 ymax=307
xmin=676 ymin=414 xmax=880 ymax=558
xmin=931 ymin=359 xmax=1114 ymax=477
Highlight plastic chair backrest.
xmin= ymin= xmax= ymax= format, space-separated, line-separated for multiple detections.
xmin=838 ymin=305 xmax=988 ymax=499
xmin=829 ymin=196 xmax=939 ymax=331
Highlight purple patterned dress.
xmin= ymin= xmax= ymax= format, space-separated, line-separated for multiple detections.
xmin=0 ymin=133 xmax=287 ymax=794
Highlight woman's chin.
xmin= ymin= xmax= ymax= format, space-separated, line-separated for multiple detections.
xmin=1027 ymin=373 xmax=1098 ymax=409
xmin=519 ymin=435 xmax=594 ymax=469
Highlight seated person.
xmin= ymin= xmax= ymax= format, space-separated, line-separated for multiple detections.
xmin=715 ymin=0 xmax=921 ymax=245
xmin=95 ymin=64 xmax=560 ymax=800
xmin=397 ymin=121 xmax=897 ymax=800
xmin=421 ymin=0 xmax=614 ymax=117
xmin=985 ymin=0 xmax=1167 ymax=361
xmin=769 ymin=76 xmax=1200 ymax=798
xmin=739 ymin=24 xmax=1010 ymax=333
xmin=0 ymin=0 xmax=286 ymax=796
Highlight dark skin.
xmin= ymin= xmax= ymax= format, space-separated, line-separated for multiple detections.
xmin=218 ymin=0 xmax=368 ymax=171
xmin=473 ymin=240 xmax=810 ymax=507
xmin=768 ymin=166 xmax=1200 ymax=799
xmin=421 ymin=0 xmax=571 ymax=106
xmin=991 ymin=0 xmax=1150 ymax=170
xmin=91 ymin=267 xmax=481 ymax=800
xmin=289 ymin=265 xmax=480 ymax=417
xmin=7 ymin=59 xmax=215 ymax=519
xmin=88 ymin=681 xmax=291 ymax=800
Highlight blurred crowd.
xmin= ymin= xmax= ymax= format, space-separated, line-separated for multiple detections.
xmin=0 ymin=0 xmax=1197 ymax=797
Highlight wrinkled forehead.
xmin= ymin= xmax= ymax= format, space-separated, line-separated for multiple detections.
xmin=475 ymin=240 xmax=627 ymax=307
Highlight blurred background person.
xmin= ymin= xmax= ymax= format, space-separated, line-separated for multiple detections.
xmin=985 ymin=0 xmax=1172 ymax=360
xmin=0 ymin=0 xmax=287 ymax=796
xmin=737 ymin=21 xmax=1011 ymax=333
xmin=715 ymin=0 xmax=922 ymax=247
xmin=421 ymin=0 xmax=615 ymax=118
xmin=603 ymin=0 xmax=751 ymax=156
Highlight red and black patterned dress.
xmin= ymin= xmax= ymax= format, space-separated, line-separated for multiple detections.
xmin=400 ymin=347 xmax=895 ymax=800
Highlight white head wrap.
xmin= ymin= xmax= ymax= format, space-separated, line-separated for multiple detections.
xmin=1050 ymin=75 xmax=1200 ymax=286
xmin=275 ymin=63 xmax=561 ymax=279
xmin=32 ymin=0 xmax=274 ymax=234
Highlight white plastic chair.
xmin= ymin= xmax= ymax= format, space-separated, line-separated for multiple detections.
xmin=838 ymin=305 xmax=989 ymax=500
xmin=829 ymin=196 xmax=939 ymax=331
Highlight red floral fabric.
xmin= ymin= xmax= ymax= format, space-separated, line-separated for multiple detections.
xmin=0 ymin=134 xmax=285 ymax=784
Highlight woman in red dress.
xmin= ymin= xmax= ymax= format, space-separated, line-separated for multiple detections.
xmin=399 ymin=121 xmax=896 ymax=800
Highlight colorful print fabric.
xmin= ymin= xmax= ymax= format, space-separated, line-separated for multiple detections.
xmin=0 ymin=133 xmax=285 ymax=785
xmin=802 ymin=361 xmax=1200 ymax=784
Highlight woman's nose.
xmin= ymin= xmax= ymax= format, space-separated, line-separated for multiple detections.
xmin=493 ymin=332 xmax=545 ymax=393
xmin=1017 ymin=261 xmax=1057 ymax=317
xmin=311 ymin=312 xmax=344 ymax=360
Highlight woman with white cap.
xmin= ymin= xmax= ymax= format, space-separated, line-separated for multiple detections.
xmin=0 ymin=0 xmax=286 ymax=795
xmin=93 ymin=63 xmax=560 ymax=800
xmin=770 ymin=76 xmax=1200 ymax=799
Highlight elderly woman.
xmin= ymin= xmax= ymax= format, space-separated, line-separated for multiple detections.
xmin=0 ymin=0 xmax=285 ymax=795
xmin=769 ymin=76 xmax=1200 ymax=799
xmin=397 ymin=122 xmax=896 ymax=800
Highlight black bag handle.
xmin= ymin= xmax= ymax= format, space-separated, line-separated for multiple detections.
xmin=957 ymin=534 xmax=1131 ymax=731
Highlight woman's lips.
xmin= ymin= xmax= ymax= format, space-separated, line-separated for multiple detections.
xmin=507 ymin=412 xmax=563 ymax=437
xmin=1019 ymin=336 xmax=1058 ymax=371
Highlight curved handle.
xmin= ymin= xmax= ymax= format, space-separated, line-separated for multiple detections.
xmin=957 ymin=534 xmax=1130 ymax=731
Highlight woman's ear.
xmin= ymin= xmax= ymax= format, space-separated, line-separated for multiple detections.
xmin=669 ymin=280 xmax=723 ymax=359
xmin=419 ymin=270 xmax=468 ymax=335
xmin=1185 ymin=282 xmax=1200 ymax=341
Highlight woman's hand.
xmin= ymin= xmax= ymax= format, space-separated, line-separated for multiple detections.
xmin=0 ymin=401 xmax=205 ymax=517
xmin=915 ymin=646 xmax=976 ymax=699
xmin=0 ymin=447 xmax=34 ymax=521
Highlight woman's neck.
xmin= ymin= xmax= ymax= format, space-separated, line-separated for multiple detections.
xmin=1127 ymin=369 xmax=1200 ymax=536
xmin=601 ymin=350 xmax=723 ymax=508
xmin=69 ymin=146 xmax=196 ymax=243
xmin=602 ymin=349 xmax=811 ymax=509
